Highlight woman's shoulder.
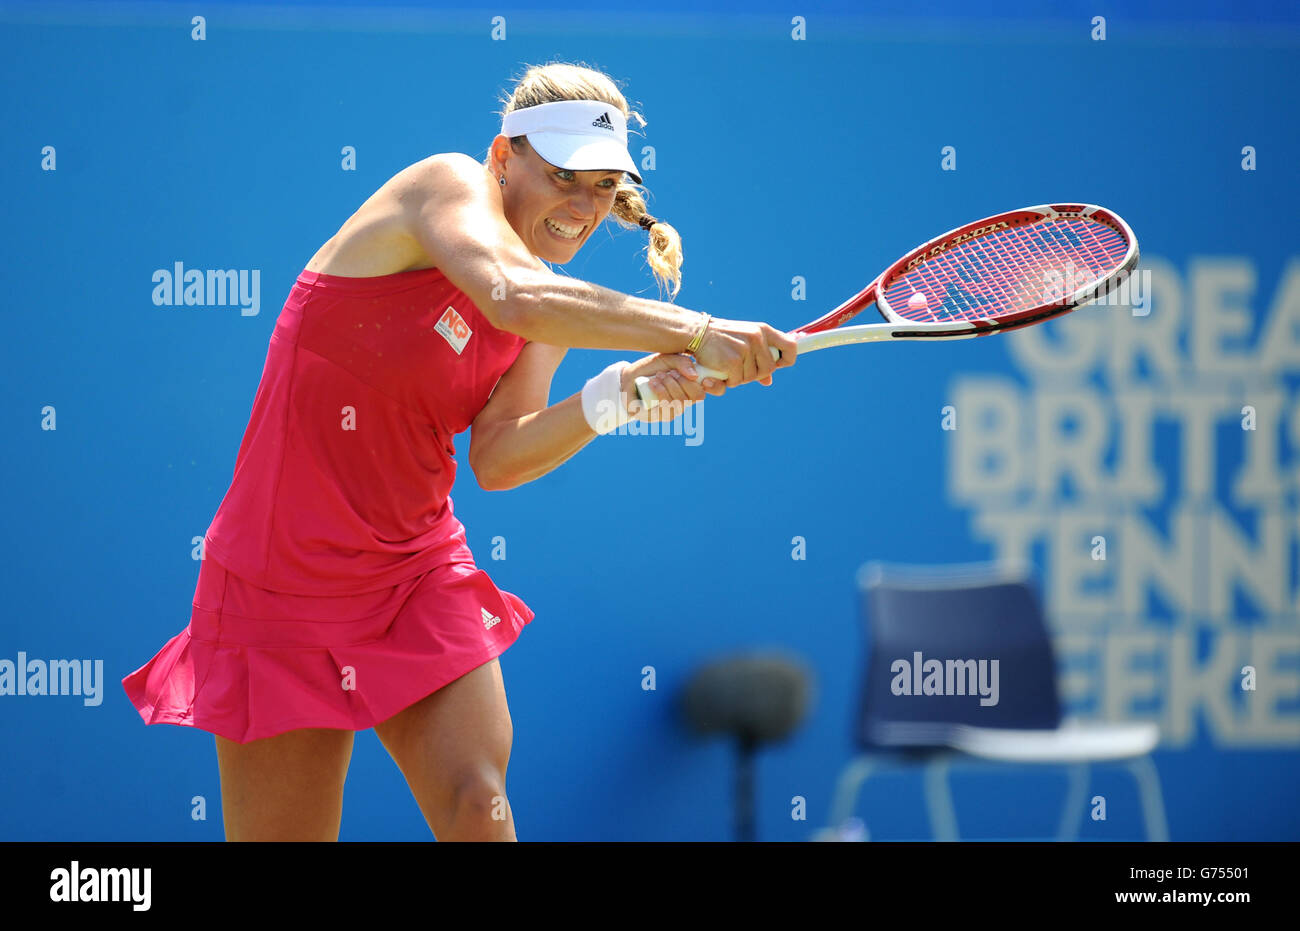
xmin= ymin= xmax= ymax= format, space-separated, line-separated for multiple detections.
xmin=380 ymin=153 xmax=498 ymax=219
xmin=397 ymin=152 xmax=488 ymax=189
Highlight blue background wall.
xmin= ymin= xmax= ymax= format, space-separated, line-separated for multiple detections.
xmin=2 ymin=0 xmax=1297 ymax=840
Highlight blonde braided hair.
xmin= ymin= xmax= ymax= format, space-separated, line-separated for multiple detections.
xmin=495 ymin=61 xmax=683 ymax=299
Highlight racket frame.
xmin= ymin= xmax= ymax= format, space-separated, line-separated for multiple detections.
xmin=795 ymin=203 xmax=1140 ymax=348
xmin=632 ymin=203 xmax=1139 ymax=400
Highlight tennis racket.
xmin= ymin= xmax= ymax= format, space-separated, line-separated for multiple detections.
xmin=634 ymin=203 xmax=1138 ymax=404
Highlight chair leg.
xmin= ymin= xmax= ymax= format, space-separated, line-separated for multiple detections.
xmin=828 ymin=756 xmax=878 ymax=832
xmin=1056 ymin=763 xmax=1090 ymax=841
xmin=923 ymin=756 xmax=960 ymax=841
xmin=1125 ymin=756 xmax=1170 ymax=842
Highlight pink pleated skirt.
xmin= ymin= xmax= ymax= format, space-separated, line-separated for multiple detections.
xmin=122 ymin=551 xmax=534 ymax=744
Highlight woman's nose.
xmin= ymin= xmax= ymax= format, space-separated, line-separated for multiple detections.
xmin=568 ymin=189 xmax=597 ymax=217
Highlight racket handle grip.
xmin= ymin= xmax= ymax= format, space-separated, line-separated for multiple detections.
xmin=634 ymin=346 xmax=782 ymax=405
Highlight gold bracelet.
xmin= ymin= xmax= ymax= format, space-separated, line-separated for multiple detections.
xmin=686 ymin=313 xmax=711 ymax=355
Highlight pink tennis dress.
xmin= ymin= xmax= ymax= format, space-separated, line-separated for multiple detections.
xmin=122 ymin=267 xmax=534 ymax=743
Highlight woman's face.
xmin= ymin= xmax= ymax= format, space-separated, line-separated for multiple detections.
xmin=492 ymin=135 xmax=624 ymax=263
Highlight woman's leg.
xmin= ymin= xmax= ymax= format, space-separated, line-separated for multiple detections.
xmin=214 ymin=727 xmax=355 ymax=841
xmin=373 ymin=658 xmax=516 ymax=841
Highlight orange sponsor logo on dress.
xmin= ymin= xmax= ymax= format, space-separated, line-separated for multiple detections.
xmin=434 ymin=306 xmax=473 ymax=354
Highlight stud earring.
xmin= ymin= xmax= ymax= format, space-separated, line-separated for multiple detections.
xmin=498 ymin=176 xmax=506 ymax=186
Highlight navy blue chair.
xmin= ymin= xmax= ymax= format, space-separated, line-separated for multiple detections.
xmin=816 ymin=561 xmax=1167 ymax=841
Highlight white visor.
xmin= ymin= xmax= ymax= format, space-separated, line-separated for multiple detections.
xmin=501 ymin=99 xmax=642 ymax=184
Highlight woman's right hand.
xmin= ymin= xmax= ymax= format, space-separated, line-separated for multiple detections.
xmin=690 ymin=317 xmax=799 ymax=387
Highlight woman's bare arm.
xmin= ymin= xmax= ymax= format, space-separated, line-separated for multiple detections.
xmin=468 ymin=342 xmax=591 ymax=491
xmin=395 ymin=153 xmax=796 ymax=389
xmin=469 ymin=342 xmax=716 ymax=491
xmin=398 ymin=153 xmax=699 ymax=353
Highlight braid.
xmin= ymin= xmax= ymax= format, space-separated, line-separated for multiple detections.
xmin=497 ymin=61 xmax=685 ymax=299
xmin=611 ymin=183 xmax=683 ymax=300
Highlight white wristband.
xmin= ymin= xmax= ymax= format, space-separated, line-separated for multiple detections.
xmin=580 ymin=360 xmax=633 ymax=435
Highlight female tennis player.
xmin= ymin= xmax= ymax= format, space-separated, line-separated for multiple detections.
xmin=121 ymin=61 xmax=796 ymax=841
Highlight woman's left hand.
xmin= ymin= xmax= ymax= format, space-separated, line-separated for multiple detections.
xmin=622 ymin=353 xmax=726 ymax=421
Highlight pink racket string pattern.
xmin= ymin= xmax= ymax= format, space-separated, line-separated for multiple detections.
xmin=882 ymin=214 xmax=1132 ymax=324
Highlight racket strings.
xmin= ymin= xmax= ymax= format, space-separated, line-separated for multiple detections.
xmin=885 ymin=217 xmax=1130 ymax=323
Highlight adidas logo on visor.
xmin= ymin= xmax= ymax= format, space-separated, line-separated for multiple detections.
xmin=591 ymin=112 xmax=615 ymax=131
